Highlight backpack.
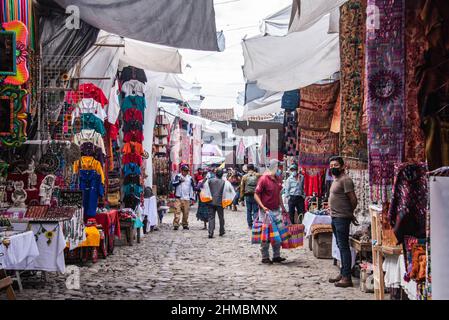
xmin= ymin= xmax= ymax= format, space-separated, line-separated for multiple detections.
xmin=245 ymin=173 xmax=258 ymax=194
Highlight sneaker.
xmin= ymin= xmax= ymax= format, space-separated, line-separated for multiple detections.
xmin=219 ymin=232 xmax=225 ymax=237
xmin=208 ymin=234 xmax=214 ymax=239
xmin=334 ymin=277 xmax=353 ymax=288
xmin=272 ymin=257 xmax=286 ymax=263
xmin=183 ymin=226 xmax=189 ymax=230
xmin=261 ymin=258 xmax=273 ymax=264
xmin=328 ymin=274 xmax=342 ymax=283
xmin=173 ymin=226 xmax=179 ymax=230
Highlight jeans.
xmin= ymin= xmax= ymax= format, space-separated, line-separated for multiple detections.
xmin=331 ymin=217 xmax=352 ymax=278
xmin=232 ymin=189 xmax=240 ymax=206
xmin=245 ymin=195 xmax=259 ymax=228
xmin=288 ymin=195 xmax=305 ymax=224
xmin=261 ymin=241 xmax=281 ymax=259
xmin=208 ymin=205 xmax=225 ymax=236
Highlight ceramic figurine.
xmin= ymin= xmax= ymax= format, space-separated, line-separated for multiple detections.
xmin=22 ymin=159 xmax=38 ymax=190
xmin=0 ymin=185 xmax=7 ymax=208
xmin=11 ymin=181 xmax=27 ymax=207
xmin=39 ymin=174 xmax=56 ymax=205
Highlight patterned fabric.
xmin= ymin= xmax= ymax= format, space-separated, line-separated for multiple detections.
xmin=297 ymin=81 xmax=340 ymax=131
xmin=387 ymin=163 xmax=428 ymax=245
xmin=298 ymin=130 xmax=339 ymax=167
xmin=347 ymin=169 xmax=370 ymax=233
xmin=302 ymin=168 xmax=326 ymax=197
xmin=283 ymin=110 xmax=299 ymax=156
xmin=339 ymin=0 xmax=367 ymax=157
xmin=404 ymin=1 xmax=427 ymax=162
xmin=366 ymin=0 xmax=406 ymax=203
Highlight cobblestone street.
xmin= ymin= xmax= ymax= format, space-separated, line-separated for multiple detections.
xmin=16 ymin=207 xmax=372 ymax=300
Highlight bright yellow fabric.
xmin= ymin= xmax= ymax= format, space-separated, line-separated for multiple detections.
xmin=79 ymin=226 xmax=100 ymax=247
xmin=73 ymin=156 xmax=105 ymax=184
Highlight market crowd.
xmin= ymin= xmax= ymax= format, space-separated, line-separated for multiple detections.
xmin=170 ymin=156 xmax=358 ymax=288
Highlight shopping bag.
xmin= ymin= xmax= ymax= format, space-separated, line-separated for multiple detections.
xmin=251 ymin=218 xmax=263 ymax=244
xmin=199 ymin=181 xmax=212 ymax=203
xmin=271 ymin=213 xmax=290 ymax=242
xmin=270 ymin=219 xmax=282 ymax=244
xmin=221 ymin=180 xmax=236 ymax=207
xmin=287 ymin=224 xmax=305 ymax=248
xmin=260 ymin=215 xmax=271 ymax=244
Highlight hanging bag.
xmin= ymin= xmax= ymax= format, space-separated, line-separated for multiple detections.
xmin=199 ymin=180 xmax=213 ymax=203
xmin=251 ymin=215 xmax=263 ymax=244
xmin=221 ymin=180 xmax=236 ymax=208
xmin=281 ymin=211 xmax=304 ymax=249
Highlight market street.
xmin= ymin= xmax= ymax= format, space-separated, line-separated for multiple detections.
xmin=15 ymin=207 xmax=372 ymax=300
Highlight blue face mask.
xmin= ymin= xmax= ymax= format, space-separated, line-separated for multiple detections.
xmin=275 ymin=169 xmax=282 ymax=177
xmin=291 ymin=171 xmax=298 ymax=177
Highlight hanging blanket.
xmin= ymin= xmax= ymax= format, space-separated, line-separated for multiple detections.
xmin=366 ymin=0 xmax=406 ymax=203
xmin=297 ymin=81 xmax=340 ymax=131
xmin=339 ymin=0 xmax=367 ymax=158
xmin=387 ymin=163 xmax=428 ymax=245
xmin=404 ymin=0 xmax=427 ymax=162
xmin=283 ymin=110 xmax=299 ymax=156
xmin=298 ymin=130 xmax=339 ymax=167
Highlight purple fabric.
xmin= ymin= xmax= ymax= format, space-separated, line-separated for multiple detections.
xmin=366 ymin=0 xmax=406 ymax=203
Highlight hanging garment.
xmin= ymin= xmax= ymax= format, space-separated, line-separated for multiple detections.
xmin=123 ymin=194 xmax=140 ymax=209
xmin=120 ymin=66 xmax=147 ymax=84
xmin=71 ymin=98 xmax=107 ymax=124
xmin=298 ymin=129 xmax=339 ymax=167
xmin=79 ymin=170 xmax=104 ymax=218
xmin=388 ymin=163 xmax=428 ymax=245
xmin=283 ymin=110 xmax=299 ymax=157
xmin=124 ymin=108 xmax=144 ymax=123
xmin=422 ymin=115 xmax=449 ymax=171
xmin=80 ymin=142 xmax=105 ymax=165
xmin=124 ymin=174 xmax=141 ymax=185
xmin=281 ymin=89 xmax=300 ymax=111
xmin=79 ymin=113 xmax=106 ymax=136
xmin=123 ymin=163 xmax=142 ymax=177
xmin=404 ymin=0 xmax=427 ymax=162
xmin=73 ymin=156 xmax=105 ymax=184
xmin=303 ymin=168 xmax=325 ymax=197
xmin=339 ymin=0 xmax=366 ymax=157
xmin=107 ymin=80 xmax=121 ymax=124
xmin=297 ymin=81 xmax=340 ymax=131
xmin=122 ymin=153 xmax=143 ymax=166
xmin=123 ymin=120 xmax=143 ymax=133
xmin=74 ymin=129 xmax=106 ymax=155
xmin=121 ymin=96 xmax=146 ymax=114
xmin=121 ymin=79 xmax=146 ymax=97
xmin=367 ymin=0 xmax=406 ymax=203
xmin=123 ymin=141 xmax=144 ymax=155
xmin=105 ymin=120 xmax=120 ymax=141
xmin=123 ymin=130 xmax=144 ymax=143
xmin=65 ymin=83 xmax=109 ymax=106
xmin=123 ymin=184 xmax=143 ymax=196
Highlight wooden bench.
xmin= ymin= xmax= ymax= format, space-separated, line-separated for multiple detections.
xmin=0 ymin=269 xmax=16 ymax=300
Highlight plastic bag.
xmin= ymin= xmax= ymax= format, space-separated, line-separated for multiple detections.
xmin=221 ymin=180 xmax=236 ymax=207
xmin=199 ymin=181 xmax=213 ymax=203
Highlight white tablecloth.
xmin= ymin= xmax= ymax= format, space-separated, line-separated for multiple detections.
xmin=8 ymin=222 xmax=66 ymax=273
xmin=0 ymin=231 xmax=39 ymax=269
xmin=332 ymin=234 xmax=357 ymax=268
xmin=143 ymin=196 xmax=158 ymax=228
xmin=302 ymin=212 xmax=332 ymax=238
xmin=383 ymin=253 xmax=417 ymax=300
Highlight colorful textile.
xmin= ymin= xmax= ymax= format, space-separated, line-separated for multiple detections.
xmin=298 ymin=130 xmax=339 ymax=167
xmin=79 ymin=226 xmax=101 ymax=247
xmin=388 ymin=163 xmax=428 ymax=245
xmin=302 ymin=167 xmax=326 ymax=197
xmin=123 ymin=130 xmax=144 ymax=143
xmin=79 ymin=113 xmax=106 ymax=136
xmin=73 ymin=156 xmax=105 ymax=184
xmin=121 ymin=96 xmax=146 ymax=113
xmin=124 ymin=108 xmax=144 ymax=123
xmin=347 ymin=169 xmax=371 ymax=231
xmin=79 ymin=170 xmax=104 ymax=218
xmin=339 ymin=0 xmax=366 ymax=157
xmin=366 ymin=0 xmax=406 ymax=203
xmin=297 ymin=81 xmax=340 ymax=131
xmin=251 ymin=217 xmax=263 ymax=244
xmin=330 ymin=94 xmax=341 ymax=134
xmin=283 ymin=110 xmax=299 ymax=156
xmin=404 ymin=0 xmax=427 ymax=162
xmin=422 ymin=116 xmax=449 ymax=171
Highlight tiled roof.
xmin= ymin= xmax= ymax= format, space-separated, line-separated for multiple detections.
xmin=200 ymin=108 xmax=234 ymax=122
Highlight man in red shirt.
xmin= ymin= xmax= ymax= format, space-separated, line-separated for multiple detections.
xmin=254 ymin=159 xmax=288 ymax=264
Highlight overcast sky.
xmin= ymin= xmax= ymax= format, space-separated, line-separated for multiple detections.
xmin=180 ymin=0 xmax=291 ymax=112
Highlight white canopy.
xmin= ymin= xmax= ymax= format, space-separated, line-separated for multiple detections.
xmin=260 ymin=5 xmax=292 ymax=36
xmin=241 ymin=91 xmax=283 ymax=119
xmin=288 ymin=0 xmax=348 ymax=33
xmin=242 ymin=13 xmax=340 ymax=91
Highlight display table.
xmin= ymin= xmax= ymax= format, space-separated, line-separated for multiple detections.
xmin=96 ymin=210 xmax=121 ymax=254
xmin=303 ymin=212 xmax=332 ymax=238
xmin=0 ymin=231 xmax=39 ymax=270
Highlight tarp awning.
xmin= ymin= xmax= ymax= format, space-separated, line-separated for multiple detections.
xmin=241 ymin=91 xmax=283 ymax=119
xmin=288 ymin=0 xmax=348 ymax=33
xmin=242 ymin=13 xmax=340 ymax=91
xmin=54 ymin=0 xmax=221 ymax=51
